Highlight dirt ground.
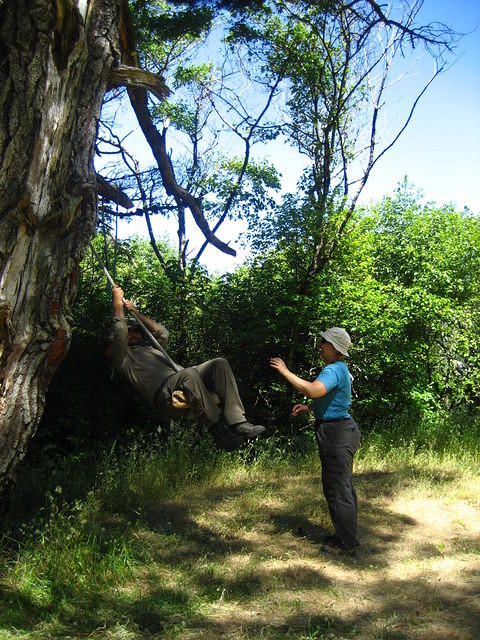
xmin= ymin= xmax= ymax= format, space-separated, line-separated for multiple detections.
xmin=132 ymin=461 xmax=480 ymax=639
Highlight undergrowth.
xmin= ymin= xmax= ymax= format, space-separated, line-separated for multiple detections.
xmin=0 ymin=412 xmax=479 ymax=639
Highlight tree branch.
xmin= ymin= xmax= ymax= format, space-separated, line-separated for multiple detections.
xmin=194 ymin=68 xmax=285 ymax=264
xmin=95 ymin=173 xmax=133 ymax=209
xmin=108 ymin=65 xmax=170 ymax=102
xmin=360 ymin=0 xmax=457 ymax=52
xmin=129 ymin=87 xmax=236 ymax=256
xmin=116 ymin=0 xmax=235 ymax=258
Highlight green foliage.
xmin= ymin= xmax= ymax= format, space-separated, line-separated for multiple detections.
xmin=38 ymin=187 xmax=480 ymax=462
xmin=198 ymin=184 xmax=480 ymax=435
xmin=204 ymin=157 xmax=281 ymax=222
xmin=357 ymin=185 xmax=480 ymax=421
xmin=130 ymin=0 xmax=214 ymax=52
xmin=173 ymin=62 xmax=214 ymax=88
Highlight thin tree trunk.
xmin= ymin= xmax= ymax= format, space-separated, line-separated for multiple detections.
xmin=0 ymin=0 xmax=122 ymax=504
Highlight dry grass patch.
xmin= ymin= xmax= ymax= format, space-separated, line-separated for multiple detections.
xmin=114 ymin=457 xmax=480 ymax=639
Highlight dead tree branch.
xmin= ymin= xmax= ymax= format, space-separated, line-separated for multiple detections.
xmin=108 ymin=65 xmax=170 ymax=102
xmin=95 ymin=173 xmax=133 ymax=209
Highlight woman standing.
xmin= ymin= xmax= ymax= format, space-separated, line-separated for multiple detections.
xmin=270 ymin=327 xmax=361 ymax=553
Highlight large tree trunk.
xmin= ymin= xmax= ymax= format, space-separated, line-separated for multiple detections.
xmin=0 ymin=0 xmax=122 ymax=504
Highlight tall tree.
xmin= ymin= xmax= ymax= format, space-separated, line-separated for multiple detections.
xmin=0 ymin=0 xmax=270 ymax=504
xmin=0 ymin=0 xmax=127 ymax=504
xmin=0 ymin=0 xmax=171 ymax=504
xmin=235 ymin=0 xmax=456 ymax=358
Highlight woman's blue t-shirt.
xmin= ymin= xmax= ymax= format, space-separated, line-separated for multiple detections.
xmin=313 ymin=360 xmax=351 ymax=420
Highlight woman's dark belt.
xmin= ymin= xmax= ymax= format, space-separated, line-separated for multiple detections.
xmin=315 ymin=416 xmax=351 ymax=427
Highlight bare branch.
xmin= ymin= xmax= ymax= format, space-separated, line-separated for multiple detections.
xmin=109 ymin=65 xmax=170 ymax=102
xmin=366 ymin=64 xmax=444 ymax=176
xmin=359 ymin=0 xmax=457 ymax=52
xmin=144 ymin=207 xmax=168 ymax=270
xmin=194 ymin=68 xmax=285 ymax=264
xmin=96 ymin=121 xmax=169 ymax=270
xmin=128 ymin=87 xmax=236 ymax=256
xmin=95 ymin=173 xmax=133 ymax=209
xmin=320 ymin=63 xmax=444 ymax=276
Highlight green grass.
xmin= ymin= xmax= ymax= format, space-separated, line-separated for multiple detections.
xmin=1 ymin=423 xmax=480 ymax=639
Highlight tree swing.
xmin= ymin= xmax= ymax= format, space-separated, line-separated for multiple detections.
xmin=90 ymin=242 xmax=193 ymax=411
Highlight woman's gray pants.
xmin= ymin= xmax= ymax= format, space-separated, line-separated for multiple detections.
xmin=315 ymin=418 xmax=361 ymax=549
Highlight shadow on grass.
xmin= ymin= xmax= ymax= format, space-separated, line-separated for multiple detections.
xmin=270 ymin=513 xmax=328 ymax=544
xmin=1 ymin=467 xmax=479 ymax=639
xmin=0 ymin=579 xmax=199 ymax=637
xmin=355 ymin=466 xmax=461 ymax=496
xmin=0 ymin=583 xmax=49 ymax=632
xmin=3 ymin=566 xmax=478 ymax=640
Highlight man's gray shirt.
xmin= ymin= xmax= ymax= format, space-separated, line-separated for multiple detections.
xmin=110 ymin=318 xmax=182 ymax=407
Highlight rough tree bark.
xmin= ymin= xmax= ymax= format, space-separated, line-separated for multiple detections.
xmin=0 ymin=0 xmax=123 ymax=505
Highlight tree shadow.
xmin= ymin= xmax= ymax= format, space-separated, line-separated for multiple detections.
xmin=1 ymin=466 xmax=478 ymax=639
xmin=0 ymin=582 xmax=50 ymax=631
xmin=269 ymin=513 xmax=328 ymax=545
xmin=355 ymin=467 xmax=460 ymax=500
xmin=141 ymin=498 xmax=254 ymax=563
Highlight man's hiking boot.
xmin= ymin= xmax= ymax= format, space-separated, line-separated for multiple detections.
xmin=231 ymin=422 xmax=266 ymax=438
xmin=209 ymin=421 xmax=245 ymax=451
xmin=209 ymin=421 xmax=265 ymax=451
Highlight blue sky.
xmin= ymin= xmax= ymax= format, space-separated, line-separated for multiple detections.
xmin=204 ymin=0 xmax=480 ymax=271
xmin=357 ymin=0 xmax=480 ymax=212
xmin=112 ymin=1 xmax=480 ymax=272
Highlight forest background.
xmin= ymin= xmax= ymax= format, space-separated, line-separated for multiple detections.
xmin=28 ymin=0 xmax=480 ymax=465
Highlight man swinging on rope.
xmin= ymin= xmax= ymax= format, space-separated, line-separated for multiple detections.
xmin=111 ymin=285 xmax=265 ymax=451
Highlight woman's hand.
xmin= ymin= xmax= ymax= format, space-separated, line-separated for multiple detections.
xmin=270 ymin=356 xmax=324 ymax=399
xmin=291 ymin=404 xmax=310 ymax=418
xmin=269 ymin=356 xmax=289 ymax=376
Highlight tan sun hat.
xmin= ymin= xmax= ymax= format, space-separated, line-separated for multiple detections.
xmin=320 ymin=327 xmax=351 ymax=356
